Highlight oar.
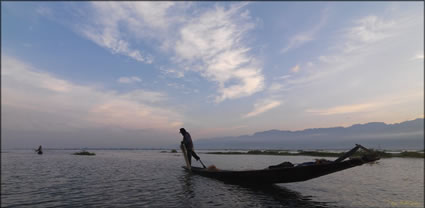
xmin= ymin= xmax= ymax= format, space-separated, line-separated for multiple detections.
xmin=198 ymin=158 xmax=206 ymax=168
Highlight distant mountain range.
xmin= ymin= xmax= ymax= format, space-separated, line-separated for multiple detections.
xmin=195 ymin=118 xmax=424 ymax=150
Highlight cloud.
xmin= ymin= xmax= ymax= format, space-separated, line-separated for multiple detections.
xmin=263 ymin=11 xmax=423 ymax=123
xmin=348 ymin=16 xmax=395 ymax=42
xmin=195 ymin=125 xmax=248 ymax=138
xmin=306 ymin=91 xmax=423 ymax=116
xmin=411 ymin=53 xmax=424 ymax=60
xmin=308 ymin=15 xmax=400 ymax=81
xmin=173 ymin=4 xmax=264 ymax=102
xmin=318 ymin=55 xmax=342 ymax=64
xmin=243 ymin=100 xmax=281 ymax=118
xmin=2 ymin=56 xmax=182 ymax=132
xmin=268 ymin=83 xmax=284 ymax=92
xmin=281 ymin=8 xmax=328 ymax=53
xmin=274 ymin=75 xmax=292 ymax=80
xmin=160 ymin=67 xmax=184 ymax=78
xmin=273 ymin=14 xmax=410 ymax=93
xmin=36 ymin=6 xmax=53 ymax=17
xmin=69 ymin=3 xmax=263 ymax=102
xmin=306 ymin=103 xmax=380 ymax=115
xmin=74 ymin=2 xmax=184 ymax=64
xmin=343 ymin=15 xmax=396 ymax=53
xmin=78 ymin=25 xmax=153 ymax=64
xmin=291 ymin=65 xmax=300 ymax=73
xmin=118 ymin=76 xmax=142 ymax=84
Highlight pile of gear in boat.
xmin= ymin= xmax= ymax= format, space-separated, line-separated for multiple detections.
xmin=268 ymin=159 xmax=332 ymax=169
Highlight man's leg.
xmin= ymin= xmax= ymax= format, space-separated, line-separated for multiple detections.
xmin=186 ymin=149 xmax=193 ymax=165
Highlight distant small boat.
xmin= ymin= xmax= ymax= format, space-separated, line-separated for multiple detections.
xmin=35 ymin=146 xmax=43 ymax=155
xmin=183 ymin=144 xmax=379 ymax=184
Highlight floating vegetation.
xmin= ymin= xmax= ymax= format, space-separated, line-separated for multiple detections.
xmin=207 ymin=149 xmax=424 ymax=158
xmin=397 ymin=151 xmax=424 ymax=158
xmin=247 ymin=150 xmax=263 ymax=154
xmin=160 ymin=149 xmax=178 ymax=153
xmin=209 ymin=151 xmax=246 ymax=155
xmin=73 ymin=150 xmax=95 ymax=156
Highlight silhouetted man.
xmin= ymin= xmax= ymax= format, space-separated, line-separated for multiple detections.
xmin=35 ymin=145 xmax=43 ymax=154
xmin=180 ymin=128 xmax=200 ymax=165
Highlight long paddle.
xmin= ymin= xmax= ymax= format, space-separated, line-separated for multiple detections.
xmin=198 ymin=158 xmax=207 ymax=168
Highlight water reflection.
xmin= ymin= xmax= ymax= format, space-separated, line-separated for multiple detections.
xmin=179 ymin=170 xmax=339 ymax=208
xmin=241 ymin=184 xmax=339 ymax=208
xmin=180 ymin=171 xmax=195 ymax=199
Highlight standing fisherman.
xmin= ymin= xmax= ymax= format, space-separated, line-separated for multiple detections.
xmin=35 ymin=145 xmax=43 ymax=154
xmin=180 ymin=128 xmax=205 ymax=167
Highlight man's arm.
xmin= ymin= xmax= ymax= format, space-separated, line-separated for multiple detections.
xmin=181 ymin=134 xmax=187 ymax=146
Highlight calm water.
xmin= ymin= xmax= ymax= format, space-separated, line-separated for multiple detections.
xmin=1 ymin=150 xmax=423 ymax=208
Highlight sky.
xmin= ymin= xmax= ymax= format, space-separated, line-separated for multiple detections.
xmin=1 ymin=2 xmax=424 ymax=148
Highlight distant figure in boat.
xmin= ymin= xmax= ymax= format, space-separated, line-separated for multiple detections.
xmin=35 ymin=145 xmax=43 ymax=155
xmin=180 ymin=128 xmax=201 ymax=165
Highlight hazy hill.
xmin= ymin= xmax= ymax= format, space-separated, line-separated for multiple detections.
xmin=195 ymin=118 xmax=424 ymax=150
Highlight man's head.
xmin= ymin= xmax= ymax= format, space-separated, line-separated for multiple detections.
xmin=179 ymin=128 xmax=187 ymax=134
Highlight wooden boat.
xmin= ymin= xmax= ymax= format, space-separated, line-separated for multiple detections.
xmin=183 ymin=144 xmax=379 ymax=184
xmin=35 ymin=148 xmax=43 ymax=155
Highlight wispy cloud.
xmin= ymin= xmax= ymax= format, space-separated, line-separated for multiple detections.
xmin=160 ymin=67 xmax=184 ymax=78
xmin=318 ymin=55 xmax=342 ymax=64
xmin=348 ymin=16 xmax=395 ymax=41
xmin=411 ymin=53 xmax=424 ymax=60
xmin=69 ymin=2 xmax=263 ymax=102
xmin=342 ymin=15 xmax=397 ymax=53
xmin=268 ymin=83 xmax=284 ymax=92
xmin=291 ymin=65 xmax=300 ymax=73
xmin=306 ymin=62 xmax=314 ymax=67
xmin=81 ymin=27 xmax=153 ymax=63
xmin=174 ymin=3 xmax=264 ymax=102
xmin=2 ymin=56 xmax=182 ymax=131
xmin=281 ymin=8 xmax=329 ymax=53
xmin=319 ymin=15 xmax=399 ymax=62
xmin=273 ymin=14 xmax=408 ymax=93
xmin=36 ymin=6 xmax=53 ymax=17
xmin=306 ymin=103 xmax=379 ymax=115
xmin=196 ymin=125 xmax=248 ymax=138
xmin=262 ymin=11 xmax=422 ymax=123
xmin=306 ymin=91 xmax=423 ymax=116
xmin=118 ymin=76 xmax=142 ymax=84
xmin=74 ymin=2 xmax=183 ymax=64
xmin=274 ymin=75 xmax=292 ymax=80
xmin=243 ymin=100 xmax=281 ymax=118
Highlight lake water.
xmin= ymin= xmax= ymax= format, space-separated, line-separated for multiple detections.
xmin=1 ymin=150 xmax=423 ymax=208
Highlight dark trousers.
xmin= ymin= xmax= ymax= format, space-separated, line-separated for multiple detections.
xmin=186 ymin=149 xmax=200 ymax=165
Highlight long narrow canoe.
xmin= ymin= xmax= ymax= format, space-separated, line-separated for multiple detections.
xmin=183 ymin=145 xmax=379 ymax=184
